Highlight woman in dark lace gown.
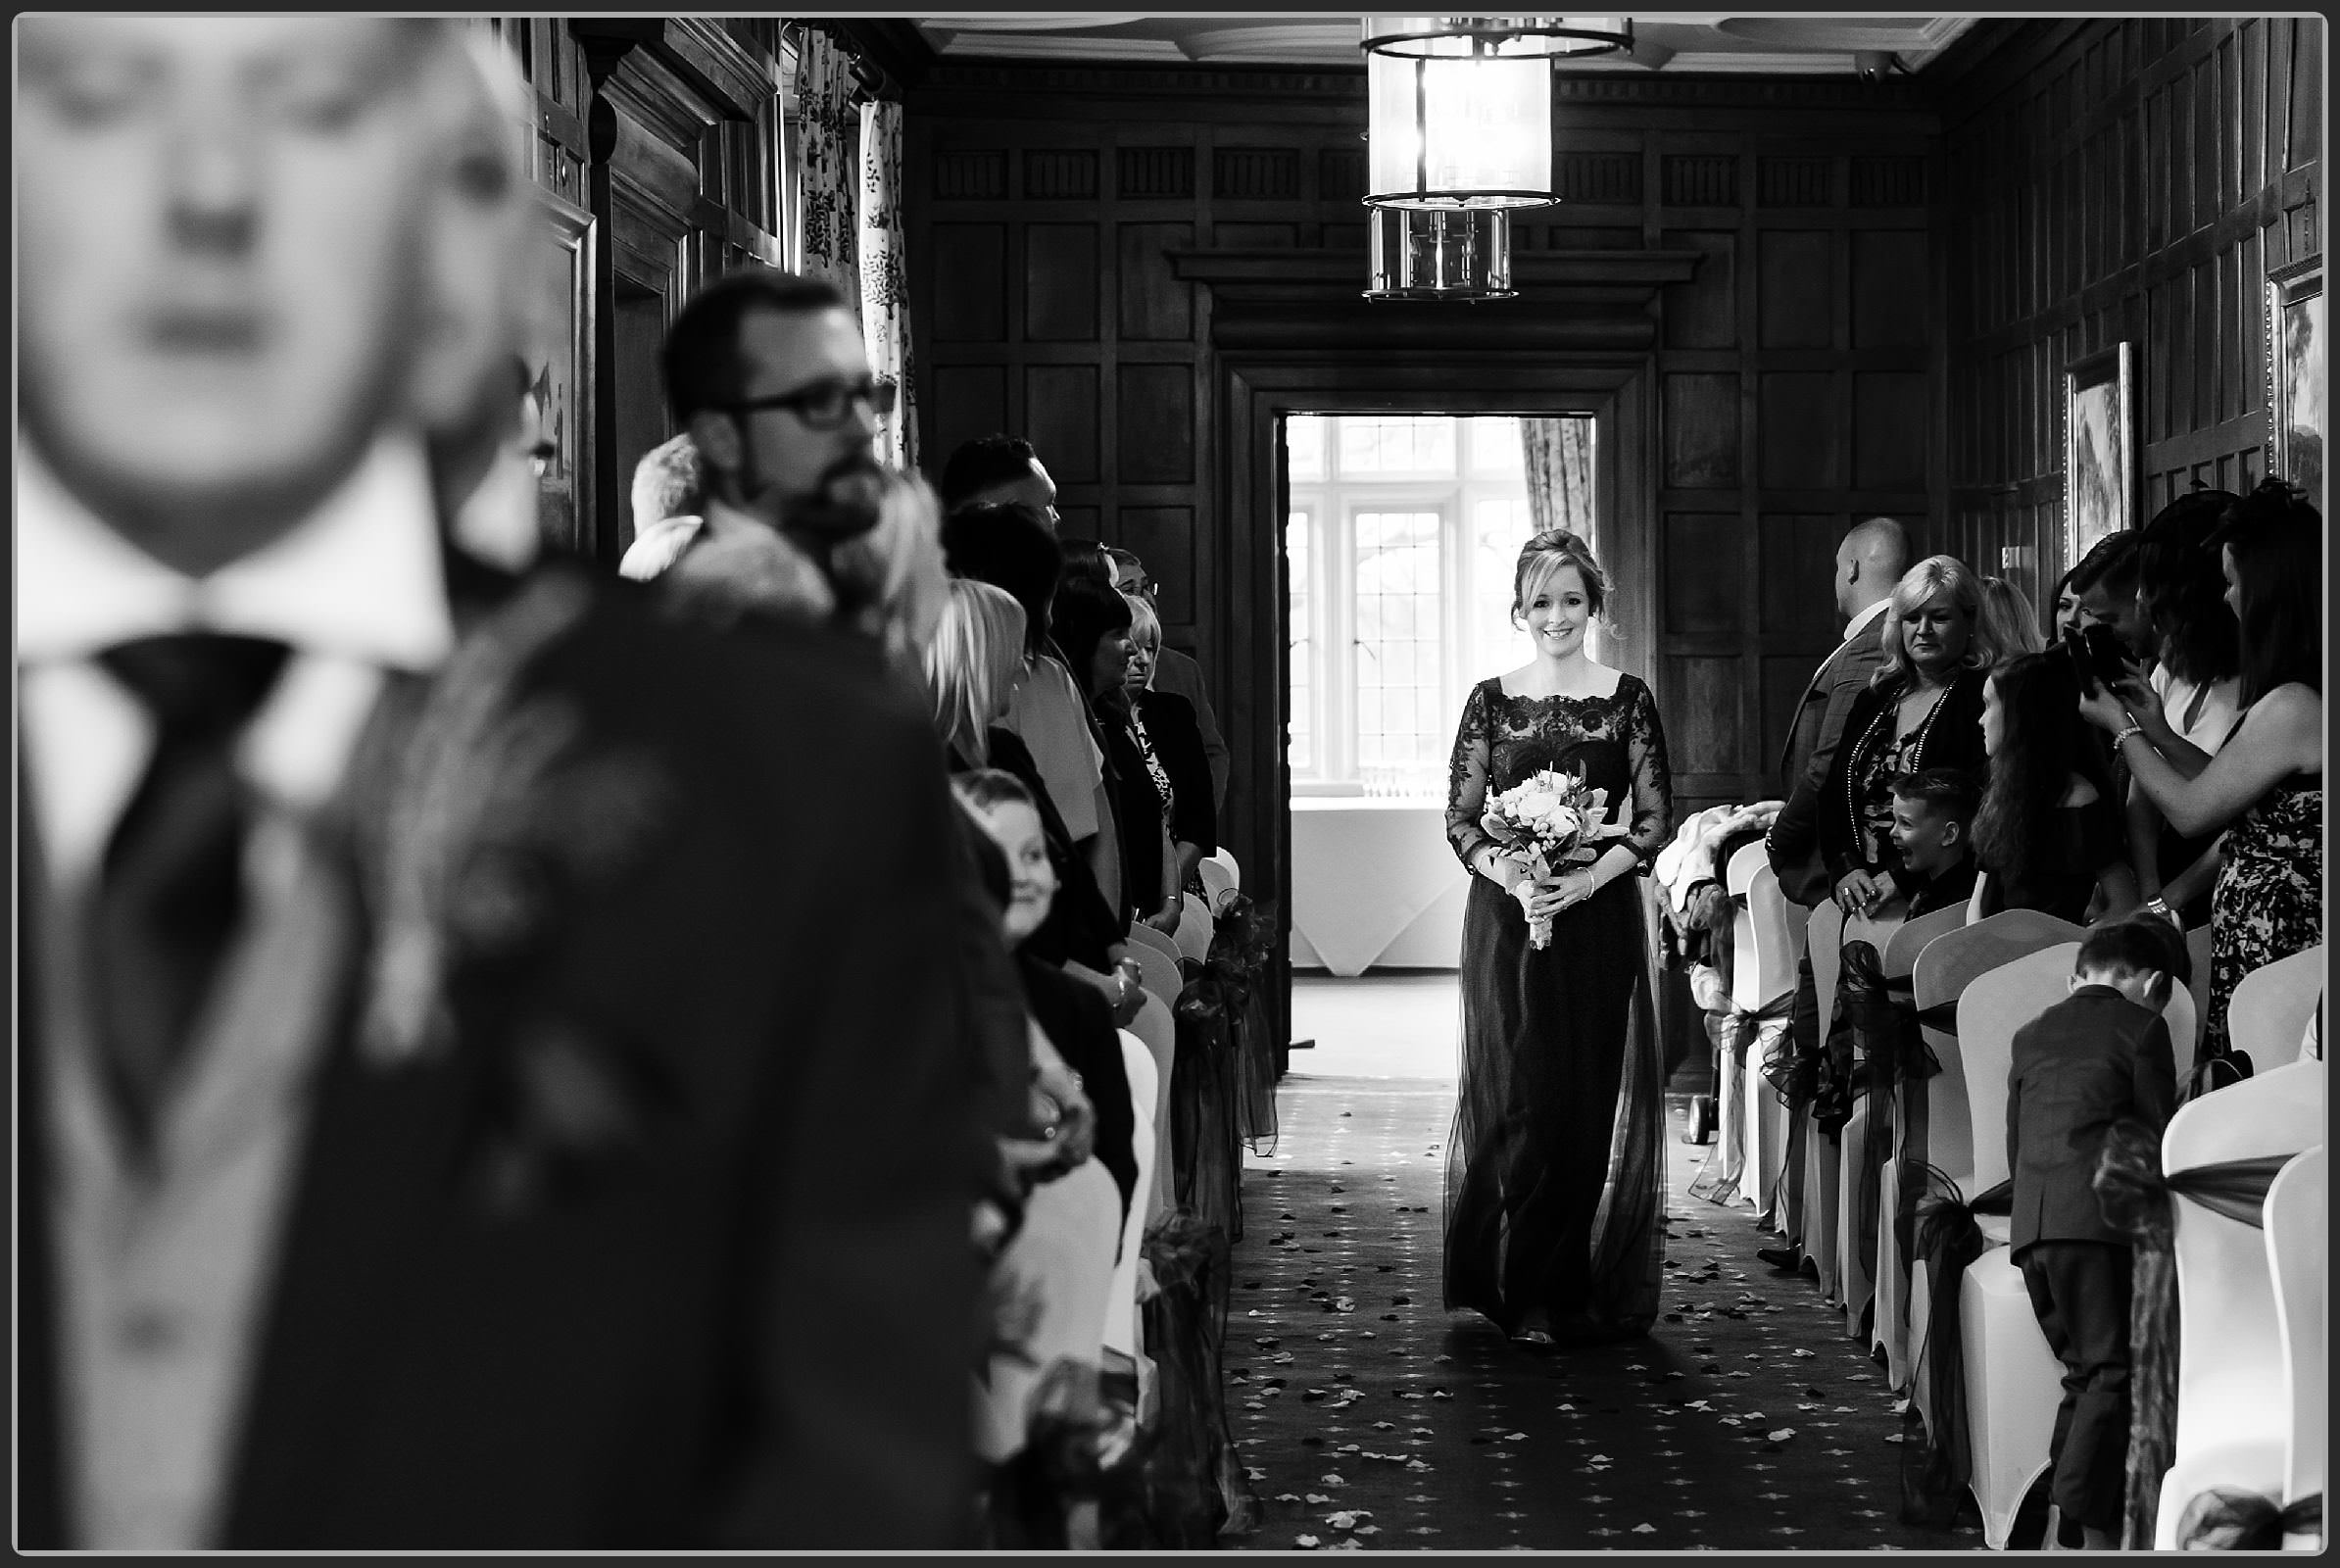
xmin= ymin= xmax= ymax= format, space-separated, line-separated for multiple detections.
xmin=2080 ymin=479 xmax=2323 ymax=1059
xmin=1442 ymin=530 xmax=1674 ymax=1347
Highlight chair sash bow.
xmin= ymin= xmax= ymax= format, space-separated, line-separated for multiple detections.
xmin=2094 ymin=1122 xmax=2294 ymax=1548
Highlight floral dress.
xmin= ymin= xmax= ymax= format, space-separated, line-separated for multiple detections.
xmin=2205 ymin=771 xmax=2323 ymax=1058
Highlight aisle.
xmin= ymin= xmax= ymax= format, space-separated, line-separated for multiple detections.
xmin=1225 ymin=976 xmax=1981 ymax=1551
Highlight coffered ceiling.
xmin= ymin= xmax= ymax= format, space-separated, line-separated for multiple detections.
xmin=912 ymin=14 xmax=1977 ymax=75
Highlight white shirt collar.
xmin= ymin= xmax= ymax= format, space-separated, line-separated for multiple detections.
xmin=1842 ymin=598 xmax=1889 ymax=644
xmin=18 ymin=433 xmax=456 ymax=672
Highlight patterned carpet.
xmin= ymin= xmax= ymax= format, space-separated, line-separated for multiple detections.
xmin=1222 ymin=1047 xmax=2003 ymax=1552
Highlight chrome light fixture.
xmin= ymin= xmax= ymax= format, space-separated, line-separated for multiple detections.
xmin=1360 ymin=15 xmax=1634 ymax=61
xmin=1363 ymin=206 xmax=1515 ymax=302
xmin=1364 ymin=47 xmax=1553 ymax=211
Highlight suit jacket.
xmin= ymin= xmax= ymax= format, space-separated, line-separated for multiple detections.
xmin=1095 ymin=700 xmax=1171 ymax=922
xmin=21 ymin=560 xmax=985 ymax=1549
xmin=1146 ymin=647 xmax=1229 ymax=816
xmin=1134 ymin=688 xmax=1218 ymax=861
xmin=2006 ymin=986 xmax=2178 ymax=1255
xmin=1767 ymin=613 xmax=1889 ymax=906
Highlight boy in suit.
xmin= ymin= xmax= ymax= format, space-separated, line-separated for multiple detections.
xmin=2007 ymin=916 xmax=2186 ymax=1550
xmin=1884 ymin=767 xmax=1980 ymax=917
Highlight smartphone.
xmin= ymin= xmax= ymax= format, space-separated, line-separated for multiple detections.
xmin=2061 ymin=622 xmax=2130 ymax=692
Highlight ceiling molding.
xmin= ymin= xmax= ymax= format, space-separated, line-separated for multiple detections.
xmin=937 ymin=32 xmax=1193 ymax=63
xmin=913 ymin=15 xmax=1981 ymax=76
xmin=1177 ymin=23 xmax=1359 ymax=63
xmin=908 ymin=58 xmax=1937 ymax=113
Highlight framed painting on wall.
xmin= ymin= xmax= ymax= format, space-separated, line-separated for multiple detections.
xmin=2266 ymin=257 xmax=2323 ymax=509
xmin=2062 ymin=342 xmax=2134 ymax=571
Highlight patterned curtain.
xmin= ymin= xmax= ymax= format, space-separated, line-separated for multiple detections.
xmin=792 ymin=26 xmax=860 ymax=317
xmin=859 ymin=99 xmax=918 ymax=470
xmin=1521 ymin=417 xmax=1596 ymax=541
xmin=1520 ymin=416 xmax=1607 ymax=654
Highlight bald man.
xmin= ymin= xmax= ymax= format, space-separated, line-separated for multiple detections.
xmin=1753 ymin=517 xmax=1909 ymax=1272
xmin=1766 ymin=516 xmax=1910 ymax=906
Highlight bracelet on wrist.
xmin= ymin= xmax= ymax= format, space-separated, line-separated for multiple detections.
xmin=2113 ymin=723 xmax=2145 ymax=748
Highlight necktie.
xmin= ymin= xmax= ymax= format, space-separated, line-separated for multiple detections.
xmin=91 ymin=633 xmax=291 ymax=1150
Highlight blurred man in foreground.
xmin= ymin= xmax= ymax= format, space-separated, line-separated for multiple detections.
xmin=18 ymin=17 xmax=978 ymax=1548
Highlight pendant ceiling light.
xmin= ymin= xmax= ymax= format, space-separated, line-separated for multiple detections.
xmin=1364 ymin=47 xmax=1553 ymax=210
xmin=1363 ymin=207 xmax=1515 ymax=302
xmin=1360 ymin=14 xmax=1634 ymax=61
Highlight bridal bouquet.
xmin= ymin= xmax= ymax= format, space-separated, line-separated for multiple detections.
xmin=1480 ymin=768 xmax=1625 ymax=949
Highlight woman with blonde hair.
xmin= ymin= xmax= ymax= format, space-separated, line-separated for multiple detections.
xmin=928 ymin=578 xmax=1145 ymax=1023
xmin=1121 ymin=589 xmax=1217 ymax=899
xmin=1976 ymin=574 xmax=2046 ymax=663
xmin=1817 ymin=555 xmax=1993 ymax=917
xmin=839 ymin=468 xmax=953 ymax=674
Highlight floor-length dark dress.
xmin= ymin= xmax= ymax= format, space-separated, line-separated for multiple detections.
xmin=1442 ymin=674 xmax=1674 ymax=1342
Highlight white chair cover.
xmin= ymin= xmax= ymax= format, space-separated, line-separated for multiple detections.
xmin=1131 ymin=941 xmax=1184 ymax=1008
xmin=976 ymin=1158 xmax=1125 ymax=1462
xmin=1126 ymin=920 xmax=1183 ymax=965
xmin=2153 ymin=1059 xmax=2326 ymax=1548
xmin=1129 ymin=992 xmax=1178 ymax=1219
xmin=1726 ymin=844 xmax=1796 ymax=1229
xmin=1207 ymin=846 xmax=1240 ymax=889
xmin=1887 ymin=910 xmax=2080 ymax=1391
xmin=1197 ymin=857 xmax=1237 ymax=913
xmin=1173 ymin=892 xmax=1213 ymax=964
xmin=1958 ymin=1246 xmax=2067 ymax=1548
xmin=2266 ymin=1145 xmax=2325 ymax=1535
xmin=2231 ymin=945 xmax=2328 ymax=1070
xmin=1101 ymin=1032 xmax=1159 ymax=1359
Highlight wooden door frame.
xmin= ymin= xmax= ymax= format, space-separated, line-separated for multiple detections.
xmin=1213 ymin=358 xmax=1657 ymax=1055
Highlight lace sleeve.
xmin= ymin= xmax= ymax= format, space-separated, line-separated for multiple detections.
xmin=1445 ymin=681 xmax=1494 ymax=869
xmin=1623 ymin=676 xmax=1675 ymax=871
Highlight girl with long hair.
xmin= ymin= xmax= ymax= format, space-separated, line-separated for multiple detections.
xmin=2080 ymin=479 xmax=2324 ymax=1058
xmin=1972 ymin=649 xmax=2137 ymax=922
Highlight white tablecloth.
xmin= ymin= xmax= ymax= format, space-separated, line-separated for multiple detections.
xmin=1290 ymin=798 xmax=1468 ymax=976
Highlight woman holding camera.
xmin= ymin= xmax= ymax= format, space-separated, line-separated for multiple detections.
xmin=2124 ymin=489 xmax=2245 ymax=928
xmin=2080 ymin=480 xmax=2323 ymax=1057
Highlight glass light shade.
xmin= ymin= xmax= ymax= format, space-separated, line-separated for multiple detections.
xmin=1361 ymin=15 xmax=1634 ymax=60
xmin=1365 ymin=50 xmax=1552 ymax=210
xmin=1364 ymin=206 xmax=1515 ymax=301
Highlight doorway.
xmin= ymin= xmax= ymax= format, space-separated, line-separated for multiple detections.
xmin=1280 ymin=412 xmax=1598 ymax=984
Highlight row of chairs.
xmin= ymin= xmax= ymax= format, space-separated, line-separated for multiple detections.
xmin=1102 ymin=850 xmax=1242 ymax=1377
xmin=1713 ymin=841 xmax=2325 ymax=1548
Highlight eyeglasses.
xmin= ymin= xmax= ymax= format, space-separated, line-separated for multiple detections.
xmin=717 ymin=376 xmax=898 ymax=431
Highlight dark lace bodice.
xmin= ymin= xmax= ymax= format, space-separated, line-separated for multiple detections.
xmin=1445 ymin=673 xmax=1674 ymax=873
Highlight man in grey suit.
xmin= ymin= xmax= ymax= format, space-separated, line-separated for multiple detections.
xmin=1755 ymin=516 xmax=1908 ymax=1271
xmin=1766 ymin=516 xmax=1909 ymax=905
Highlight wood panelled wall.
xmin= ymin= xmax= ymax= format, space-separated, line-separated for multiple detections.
xmin=1936 ymin=17 xmax=2324 ymax=596
xmin=902 ymin=66 xmax=1945 ymax=841
xmin=473 ymin=18 xmax=791 ymax=565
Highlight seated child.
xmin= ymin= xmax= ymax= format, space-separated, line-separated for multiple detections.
xmin=1885 ymin=767 xmax=1980 ymax=917
xmin=2006 ymin=915 xmax=2187 ymax=1549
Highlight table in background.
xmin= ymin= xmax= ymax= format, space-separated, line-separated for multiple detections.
xmin=1289 ymin=797 xmax=1467 ymax=977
